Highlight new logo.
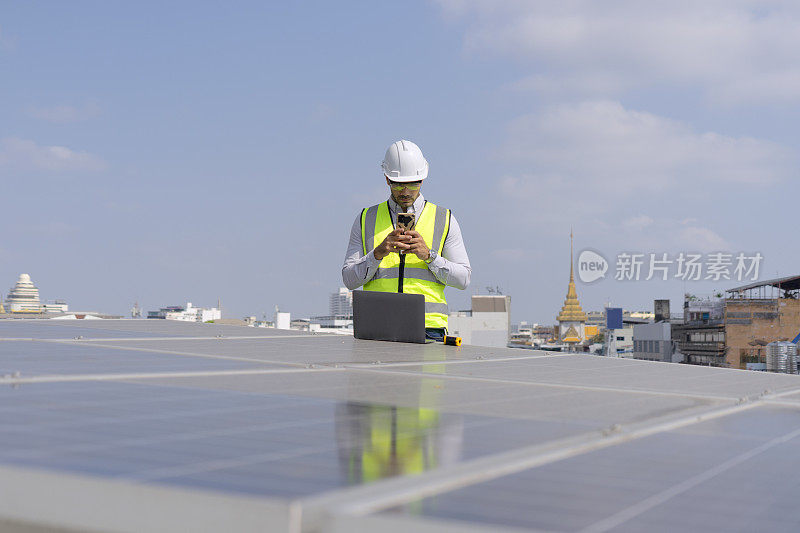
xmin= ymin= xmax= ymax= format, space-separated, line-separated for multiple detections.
xmin=577 ymin=249 xmax=608 ymax=283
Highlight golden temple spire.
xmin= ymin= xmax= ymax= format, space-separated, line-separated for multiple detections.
xmin=569 ymin=227 xmax=574 ymax=283
xmin=557 ymin=228 xmax=587 ymax=323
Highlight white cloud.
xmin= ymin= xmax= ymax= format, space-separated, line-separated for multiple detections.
xmin=0 ymin=137 xmax=106 ymax=172
xmin=503 ymin=100 xmax=791 ymax=189
xmin=29 ymin=102 xmax=101 ymax=123
xmin=494 ymin=100 xmax=791 ymax=250
xmin=622 ymin=215 xmax=654 ymax=231
xmin=616 ymin=214 xmax=729 ymax=251
xmin=678 ymin=225 xmax=729 ymax=251
xmin=435 ymin=0 xmax=800 ymax=103
xmin=506 ymin=72 xmax=626 ymax=97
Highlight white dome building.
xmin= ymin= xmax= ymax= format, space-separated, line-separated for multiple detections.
xmin=5 ymin=273 xmax=42 ymax=313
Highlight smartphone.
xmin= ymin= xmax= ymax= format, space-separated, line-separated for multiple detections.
xmin=396 ymin=213 xmax=415 ymax=255
xmin=396 ymin=212 xmax=416 ymax=231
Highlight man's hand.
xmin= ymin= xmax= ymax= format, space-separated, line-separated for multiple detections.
xmin=404 ymin=230 xmax=430 ymax=261
xmin=374 ymin=228 xmax=411 ymax=260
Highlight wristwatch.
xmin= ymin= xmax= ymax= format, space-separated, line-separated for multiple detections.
xmin=425 ymin=250 xmax=437 ymax=264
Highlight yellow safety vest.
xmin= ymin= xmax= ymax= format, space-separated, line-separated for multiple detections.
xmin=360 ymin=200 xmax=450 ymax=328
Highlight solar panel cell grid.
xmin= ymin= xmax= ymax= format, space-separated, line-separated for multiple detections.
xmin=390 ymin=406 xmax=800 ymax=532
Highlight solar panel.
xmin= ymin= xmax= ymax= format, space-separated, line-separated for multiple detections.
xmin=1 ymin=319 xmax=800 ymax=532
xmin=384 ymin=406 xmax=800 ymax=532
xmin=0 ymin=341 xmax=273 ymax=378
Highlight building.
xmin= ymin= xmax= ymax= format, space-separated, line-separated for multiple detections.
xmin=532 ymin=324 xmax=556 ymax=343
xmin=147 ymin=302 xmax=221 ymax=322
xmin=724 ymin=276 xmax=800 ymax=369
xmin=509 ymin=321 xmax=534 ymax=347
xmin=275 ymin=308 xmax=291 ymax=330
xmin=607 ymin=323 xmax=635 ymax=356
xmin=588 ymin=309 xmax=654 ymax=329
xmin=633 ymin=323 xmax=675 ymax=362
xmin=3 ymin=273 xmax=70 ymax=314
xmin=601 ymin=307 xmax=645 ymax=357
xmin=315 ymin=287 xmax=354 ymax=333
xmin=653 ymin=299 xmax=671 ymax=323
xmin=510 ymin=323 xmax=557 ymax=348
xmin=556 ymin=232 xmax=588 ymax=346
xmin=147 ymin=306 xmax=181 ymax=320
xmin=671 ymin=296 xmax=725 ymax=366
xmin=329 ymin=287 xmax=353 ymax=317
xmin=448 ymin=294 xmax=510 ymax=348
xmin=671 ymin=275 xmax=800 ymax=369
xmin=633 ymin=300 xmax=679 ymax=363
xmin=290 ymin=318 xmax=311 ymax=330
xmin=586 ymin=311 xmax=605 ymax=328
xmin=583 ymin=324 xmax=599 ymax=341
xmin=309 ymin=315 xmax=353 ymax=334
xmin=5 ymin=273 xmax=42 ymax=312
xmin=41 ymin=300 xmax=69 ymax=313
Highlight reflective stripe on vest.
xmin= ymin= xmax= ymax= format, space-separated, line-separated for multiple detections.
xmin=361 ymin=201 xmax=451 ymax=328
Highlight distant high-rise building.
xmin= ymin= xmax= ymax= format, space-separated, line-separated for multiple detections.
xmin=5 ymin=273 xmax=42 ymax=313
xmin=329 ymin=287 xmax=353 ymax=316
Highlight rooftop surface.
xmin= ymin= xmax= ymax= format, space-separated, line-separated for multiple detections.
xmin=2 ymin=319 xmax=800 ymax=532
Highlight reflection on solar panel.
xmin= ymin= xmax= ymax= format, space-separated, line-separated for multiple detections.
xmin=2 ymin=319 xmax=800 ymax=532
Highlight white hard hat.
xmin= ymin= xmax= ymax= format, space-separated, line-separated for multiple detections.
xmin=381 ymin=140 xmax=429 ymax=182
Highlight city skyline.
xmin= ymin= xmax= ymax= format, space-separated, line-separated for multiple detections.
xmin=0 ymin=268 xmax=736 ymax=325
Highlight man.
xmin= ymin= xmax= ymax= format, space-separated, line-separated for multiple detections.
xmin=342 ymin=139 xmax=471 ymax=340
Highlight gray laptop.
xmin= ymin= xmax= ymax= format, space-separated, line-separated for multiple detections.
xmin=353 ymin=290 xmax=426 ymax=344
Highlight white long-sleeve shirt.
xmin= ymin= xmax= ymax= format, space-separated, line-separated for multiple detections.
xmin=341 ymin=194 xmax=471 ymax=290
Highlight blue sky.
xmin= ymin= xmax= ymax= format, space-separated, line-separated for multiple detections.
xmin=2 ymin=1 xmax=799 ymax=323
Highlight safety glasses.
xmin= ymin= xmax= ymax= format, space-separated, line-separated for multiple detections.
xmin=389 ymin=181 xmax=422 ymax=191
